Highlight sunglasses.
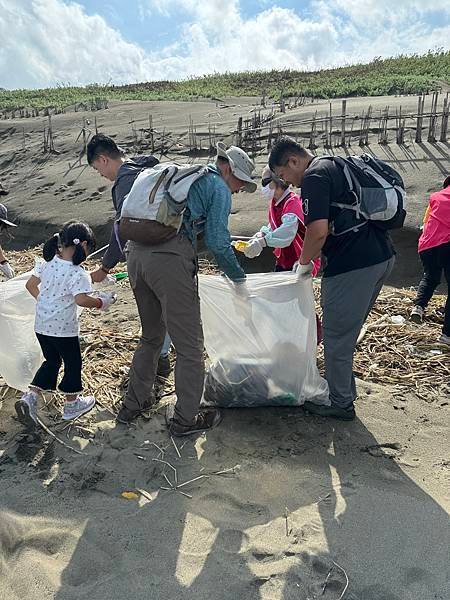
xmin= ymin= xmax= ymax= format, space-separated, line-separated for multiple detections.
xmin=261 ymin=177 xmax=272 ymax=187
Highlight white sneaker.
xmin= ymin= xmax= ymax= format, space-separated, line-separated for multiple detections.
xmin=410 ymin=305 xmax=424 ymax=324
xmin=437 ymin=333 xmax=450 ymax=346
xmin=62 ymin=395 xmax=96 ymax=421
xmin=15 ymin=390 xmax=39 ymax=427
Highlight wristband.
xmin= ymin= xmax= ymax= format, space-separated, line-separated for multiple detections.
xmin=100 ymin=266 xmax=110 ymax=275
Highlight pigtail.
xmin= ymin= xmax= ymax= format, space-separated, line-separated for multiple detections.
xmin=43 ymin=233 xmax=60 ymax=262
xmin=55 ymin=221 xmax=95 ymax=265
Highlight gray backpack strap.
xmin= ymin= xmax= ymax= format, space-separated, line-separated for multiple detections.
xmin=311 ymin=155 xmax=362 ymax=220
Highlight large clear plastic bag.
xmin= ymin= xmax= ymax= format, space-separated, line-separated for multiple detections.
xmin=0 ymin=272 xmax=42 ymax=392
xmin=198 ymin=272 xmax=330 ymax=408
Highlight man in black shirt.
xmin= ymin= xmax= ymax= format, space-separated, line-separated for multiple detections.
xmin=269 ymin=137 xmax=395 ymax=420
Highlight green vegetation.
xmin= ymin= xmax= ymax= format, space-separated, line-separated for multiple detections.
xmin=1 ymin=51 xmax=449 ymax=114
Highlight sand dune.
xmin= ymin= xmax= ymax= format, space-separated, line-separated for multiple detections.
xmin=0 ymin=96 xmax=449 ymax=599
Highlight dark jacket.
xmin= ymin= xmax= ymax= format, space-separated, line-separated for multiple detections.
xmin=102 ymin=155 xmax=159 ymax=270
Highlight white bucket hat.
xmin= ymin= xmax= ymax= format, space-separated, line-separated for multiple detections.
xmin=216 ymin=142 xmax=257 ymax=193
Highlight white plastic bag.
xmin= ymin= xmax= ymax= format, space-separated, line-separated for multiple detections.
xmin=0 ymin=272 xmax=42 ymax=392
xmin=198 ymin=272 xmax=329 ymax=407
xmin=0 ymin=271 xmax=117 ymax=392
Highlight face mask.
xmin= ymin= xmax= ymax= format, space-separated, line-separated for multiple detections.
xmin=261 ymin=184 xmax=274 ymax=201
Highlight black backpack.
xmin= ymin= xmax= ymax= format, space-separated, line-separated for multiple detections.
xmin=313 ymin=154 xmax=407 ymax=236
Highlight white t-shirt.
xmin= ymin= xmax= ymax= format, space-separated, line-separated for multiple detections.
xmin=33 ymin=256 xmax=92 ymax=337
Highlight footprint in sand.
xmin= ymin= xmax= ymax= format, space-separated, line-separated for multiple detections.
xmin=200 ymin=492 xmax=271 ymax=524
xmin=68 ymin=189 xmax=84 ymax=198
xmin=216 ymin=529 xmax=250 ymax=553
xmin=0 ymin=512 xmax=71 ymax=564
xmin=37 ymin=182 xmax=56 ymax=190
xmin=359 ymin=584 xmax=402 ymax=600
xmin=252 ymin=550 xmax=276 ymax=562
xmin=311 ymin=557 xmax=330 ymax=575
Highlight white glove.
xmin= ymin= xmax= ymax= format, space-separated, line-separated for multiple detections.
xmin=293 ymin=261 xmax=313 ymax=278
xmin=243 ymin=236 xmax=266 ymax=259
xmin=0 ymin=261 xmax=15 ymax=279
xmin=97 ymin=291 xmax=117 ymax=311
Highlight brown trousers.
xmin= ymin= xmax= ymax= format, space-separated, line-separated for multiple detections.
xmin=125 ymin=236 xmax=204 ymax=425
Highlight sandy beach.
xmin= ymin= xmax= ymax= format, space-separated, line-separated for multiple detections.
xmin=1 ymin=274 xmax=449 ymax=600
xmin=0 ymin=96 xmax=449 ymax=599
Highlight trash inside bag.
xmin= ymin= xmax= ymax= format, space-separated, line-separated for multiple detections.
xmin=198 ymin=272 xmax=329 ymax=408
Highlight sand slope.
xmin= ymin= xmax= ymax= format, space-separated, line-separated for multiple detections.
xmin=1 ymin=95 xmax=450 ymax=285
xmin=0 ymin=380 xmax=449 ymax=600
xmin=0 ymin=96 xmax=449 ymax=599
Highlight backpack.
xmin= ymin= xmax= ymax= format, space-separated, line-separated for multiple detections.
xmin=314 ymin=154 xmax=407 ymax=236
xmin=119 ymin=163 xmax=210 ymax=245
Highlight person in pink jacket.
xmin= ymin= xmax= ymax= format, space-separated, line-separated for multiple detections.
xmin=240 ymin=166 xmax=321 ymax=275
xmin=411 ymin=175 xmax=450 ymax=345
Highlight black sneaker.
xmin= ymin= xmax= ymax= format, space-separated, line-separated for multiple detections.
xmin=116 ymin=401 xmax=154 ymax=424
xmin=303 ymin=401 xmax=355 ymax=421
xmin=166 ymin=404 xmax=222 ymax=437
xmin=157 ymin=354 xmax=172 ymax=379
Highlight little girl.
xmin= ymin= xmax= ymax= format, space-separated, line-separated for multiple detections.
xmin=15 ymin=221 xmax=116 ymax=427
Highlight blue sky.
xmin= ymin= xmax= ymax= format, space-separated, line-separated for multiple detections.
xmin=72 ymin=0 xmax=450 ymax=52
xmin=75 ymin=1 xmax=313 ymax=51
xmin=0 ymin=0 xmax=449 ymax=89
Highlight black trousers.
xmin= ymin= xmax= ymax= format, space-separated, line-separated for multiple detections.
xmin=415 ymin=241 xmax=450 ymax=336
xmin=31 ymin=333 xmax=83 ymax=394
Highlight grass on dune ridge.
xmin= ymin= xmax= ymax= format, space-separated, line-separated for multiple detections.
xmin=0 ymin=51 xmax=449 ymax=113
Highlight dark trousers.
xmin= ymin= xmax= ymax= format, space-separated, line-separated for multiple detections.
xmin=31 ymin=333 xmax=83 ymax=394
xmin=415 ymin=242 xmax=450 ymax=336
xmin=321 ymin=257 xmax=395 ymax=409
xmin=125 ymin=237 xmax=204 ymax=425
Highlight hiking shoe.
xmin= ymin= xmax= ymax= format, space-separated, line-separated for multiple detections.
xmin=166 ymin=404 xmax=223 ymax=437
xmin=15 ymin=390 xmax=39 ymax=428
xmin=303 ymin=401 xmax=356 ymax=421
xmin=410 ymin=305 xmax=424 ymax=324
xmin=62 ymin=395 xmax=96 ymax=421
xmin=437 ymin=333 xmax=450 ymax=346
xmin=116 ymin=400 xmax=154 ymax=424
xmin=157 ymin=354 xmax=172 ymax=379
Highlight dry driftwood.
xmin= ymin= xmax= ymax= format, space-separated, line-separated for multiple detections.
xmin=5 ymin=249 xmax=449 ymax=414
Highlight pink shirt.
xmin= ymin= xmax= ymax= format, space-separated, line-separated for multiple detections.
xmin=268 ymin=191 xmax=321 ymax=274
xmin=418 ymin=188 xmax=450 ymax=253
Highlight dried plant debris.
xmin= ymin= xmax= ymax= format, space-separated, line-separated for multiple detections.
xmin=3 ymin=250 xmax=448 ymax=413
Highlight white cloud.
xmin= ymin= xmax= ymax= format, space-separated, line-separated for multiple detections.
xmin=0 ymin=0 xmax=449 ymax=89
xmin=332 ymin=0 xmax=450 ymax=24
xmin=0 ymin=0 xmax=160 ymax=88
